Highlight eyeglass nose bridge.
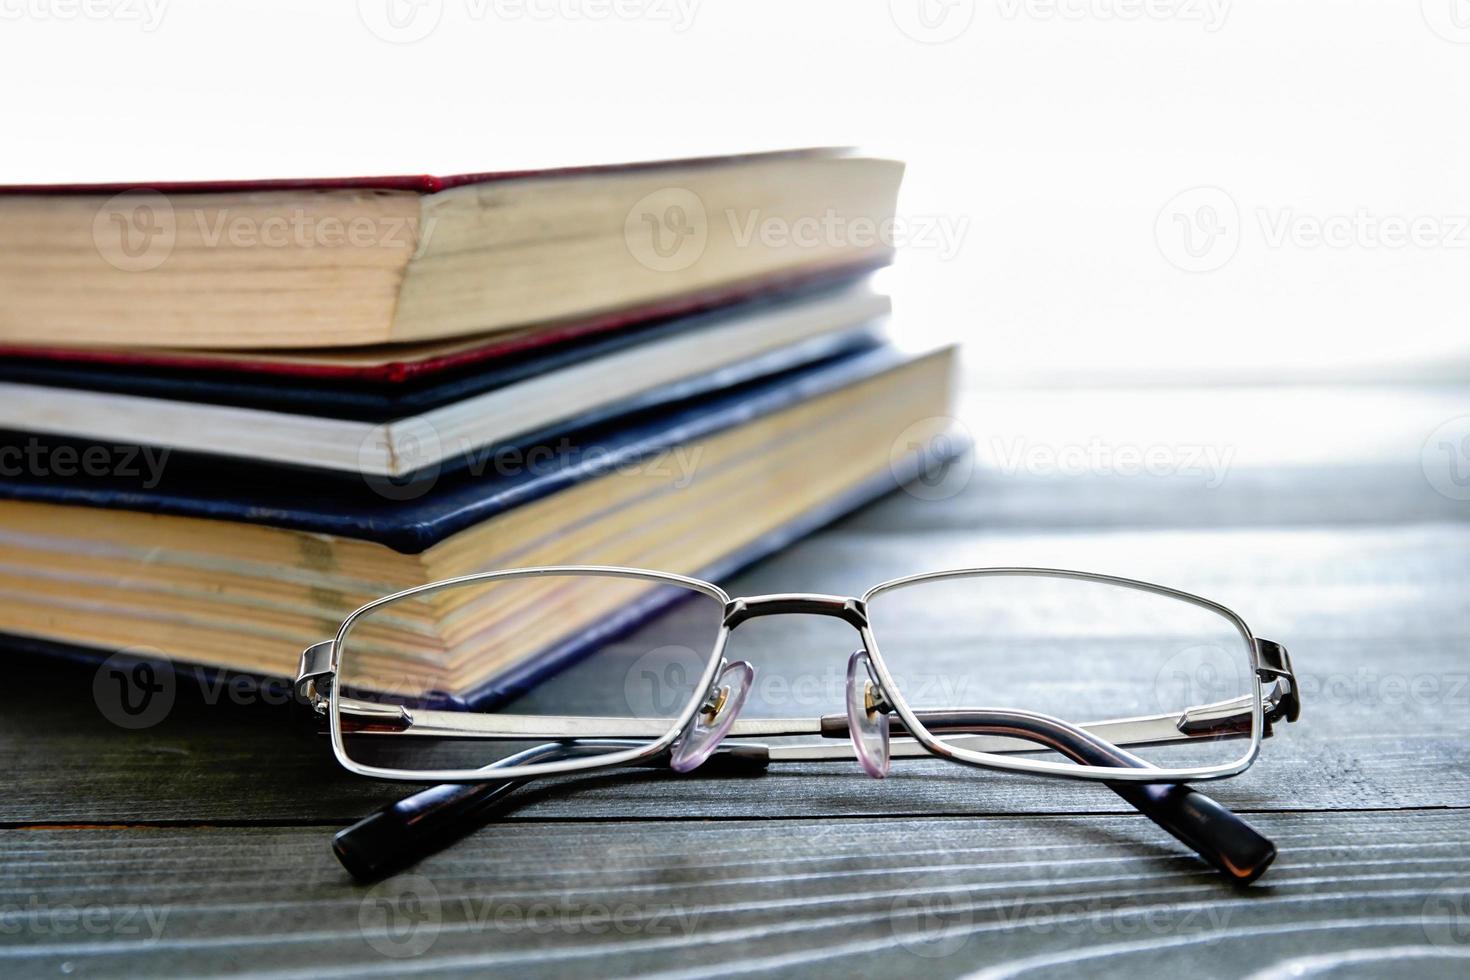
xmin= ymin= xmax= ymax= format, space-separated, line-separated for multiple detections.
xmin=714 ymin=593 xmax=892 ymax=778
xmin=721 ymin=593 xmax=868 ymax=630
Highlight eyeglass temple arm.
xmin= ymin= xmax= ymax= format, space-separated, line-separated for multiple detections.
xmin=834 ymin=639 xmax=1296 ymax=884
xmin=892 ymin=639 xmax=1299 ymax=753
xmin=809 ymin=637 xmax=1299 ymax=757
xmin=821 ymin=707 xmax=1276 ymax=884
xmin=331 ymin=739 xmax=771 ymax=881
xmin=333 ymin=706 xmax=1273 ymax=885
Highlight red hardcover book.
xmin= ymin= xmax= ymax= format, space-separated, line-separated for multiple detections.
xmin=0 ymin=149 xmax=903 ymax=362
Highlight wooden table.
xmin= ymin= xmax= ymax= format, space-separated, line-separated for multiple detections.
xmin=4 ymin=385 xmax=1469 ymax=978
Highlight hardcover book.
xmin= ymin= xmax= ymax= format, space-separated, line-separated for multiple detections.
xmin=0 ymin=149 xmax=902 ymax=350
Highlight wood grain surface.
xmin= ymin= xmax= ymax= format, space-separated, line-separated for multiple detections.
xmin=2 ymin=385 xmax=1467 ymax=978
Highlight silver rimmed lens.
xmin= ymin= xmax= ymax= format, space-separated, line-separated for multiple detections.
xmin=332 ymin=569 xmax=726 ymax=777
xmin=864 ymin=569 xmax=1260 ymax=775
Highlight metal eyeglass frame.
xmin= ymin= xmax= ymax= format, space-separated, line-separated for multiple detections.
xmin=297 ymin=564 xmax=1299 ymax=783
xmin=297 ymin=565 xmax=1300 ymax=883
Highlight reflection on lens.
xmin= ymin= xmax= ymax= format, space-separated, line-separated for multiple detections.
xmin=865 ymin=572 xmax=1257 ymax=771
xmin=335 ymin=573 xmax=724 ymax=774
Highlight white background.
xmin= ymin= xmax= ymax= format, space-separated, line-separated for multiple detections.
xmin=3 ymin=0 xmax=1468 ymax=383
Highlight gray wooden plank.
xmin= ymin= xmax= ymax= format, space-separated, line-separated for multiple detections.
xmin=1 ymin=809 xmax=1467 ymax=979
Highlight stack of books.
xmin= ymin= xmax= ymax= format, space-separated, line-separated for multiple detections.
xmin=0 ymin=149 xmax=958 ymax=699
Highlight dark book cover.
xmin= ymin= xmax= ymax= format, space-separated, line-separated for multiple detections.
xmin=0 ymin=280 xmax=884 ymax=421
xmin=0 ymin=344 xmax=935 ymax=554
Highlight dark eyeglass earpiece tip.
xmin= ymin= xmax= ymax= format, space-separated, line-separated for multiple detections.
xmin=333 ymin=775 xmax=528 ymax=882
xmin=1112 ymin=781 xmax=1277 ymax=885
xmin=332 ymin=742 xmax=772 ymax=883
xmin=332 ymin=810 xmax=407 ymax=882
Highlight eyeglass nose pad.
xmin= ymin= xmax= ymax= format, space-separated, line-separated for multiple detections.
xmin=846 ymin=650 xmax=891 ymax=778
xmin=669 ymin=660 xmax=755 ymax=773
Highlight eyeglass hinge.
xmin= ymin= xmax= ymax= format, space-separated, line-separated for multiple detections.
xmin=1255 ymin=638 xmax=1300 ymax=725
xmin=295 ymin=641 xmax=335 ymax=714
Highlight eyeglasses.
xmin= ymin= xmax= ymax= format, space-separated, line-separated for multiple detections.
xmin=294 ymin=565 xmax=1301 ymax=883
